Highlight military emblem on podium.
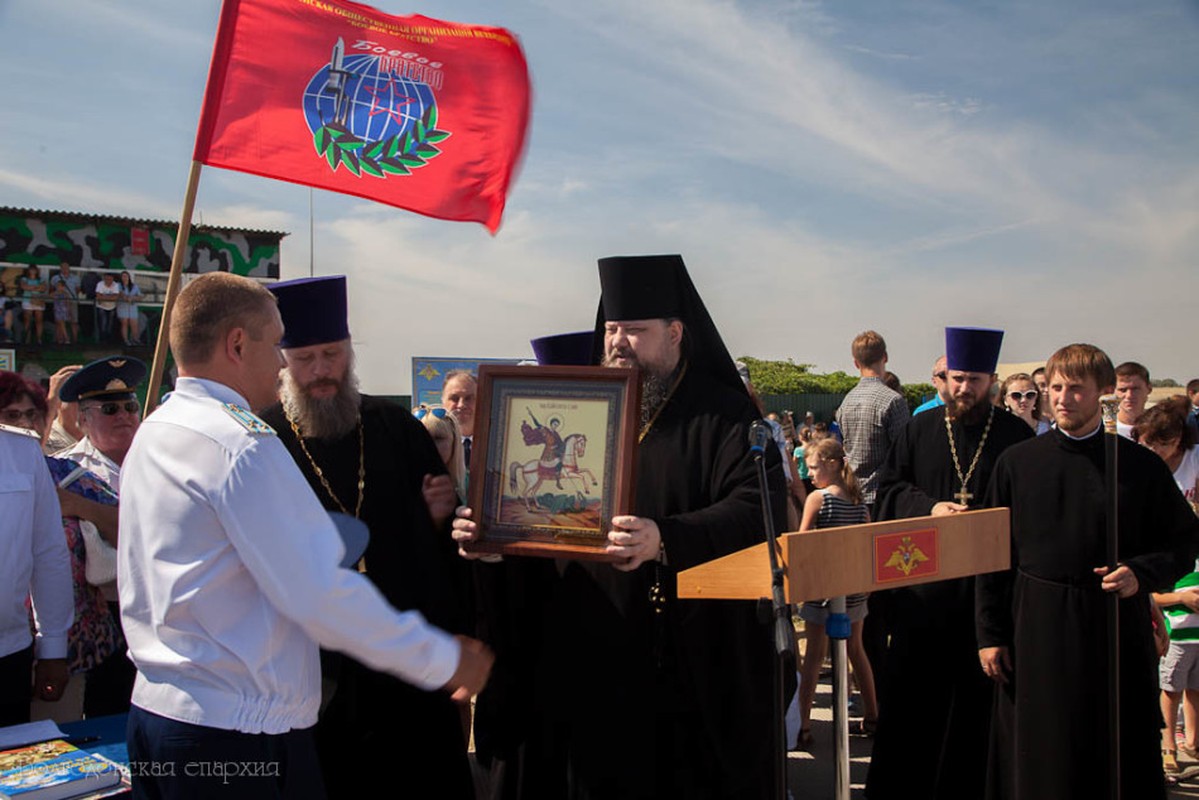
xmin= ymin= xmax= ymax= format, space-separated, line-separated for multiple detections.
xmin=874 ymin=528 xmax=939 ymax=584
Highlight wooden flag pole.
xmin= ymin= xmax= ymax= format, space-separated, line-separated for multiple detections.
xmin=145 ymin=160 xmax=203 ymax=415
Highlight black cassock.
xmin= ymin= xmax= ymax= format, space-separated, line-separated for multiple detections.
xmin=261 ymin=396 xmax=474 ymax=800
xmin=977 ymin=428 xmax=1199 ymax=800
xmin=482 ymin=366 xmax=786 ymax=800
xmin=866 ymin=407 xmax=1032 ymax=800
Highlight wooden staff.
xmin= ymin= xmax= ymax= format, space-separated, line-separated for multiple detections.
xmin=1100 ymin=394 xmax=1120 ymax=800
xmin=144 ymin=160 xmax=203 ymax=415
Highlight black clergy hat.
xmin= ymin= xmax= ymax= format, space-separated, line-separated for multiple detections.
xmin=597 ymin=255 xmax=685 ymax=321
xmin=59 ymin=356 xmax=147 ymax=402
xmin=591 ymin=254 xmax=745 ymax=396
xmin=945 ymin=327 xmax=1004 ymax=374
xmin=269 ymin=276 xmax=350 ymax=348
xmin=531 ymin=331 xmax=594 ymax=366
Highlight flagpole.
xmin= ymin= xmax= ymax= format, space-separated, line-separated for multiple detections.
xmin=145 ymin=159 xmax=204 ymax=415
xmin=1100 ymin=394 xmax=1121 ymax=800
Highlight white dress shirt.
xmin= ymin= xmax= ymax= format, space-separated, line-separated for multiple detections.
xmin=57 ymin=436 xmax=123 ymax=600
xmin=118 ymin=377 xmax=460 ymax=735
xmin=0 ymin=425 xmax=72 ymax=660
xmin=56 ymin=436 xmax=121 ymax=491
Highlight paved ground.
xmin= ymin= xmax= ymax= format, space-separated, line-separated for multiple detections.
xmin=786 ymin=672 xmax=873 ymax=799
xmin=469 ymin=623 xmax=1198 ymax=799
xmin=785 ymin=627 xmax=1198 ymax=800
xmin=788 ymin=675 xmax=1199 ymax=799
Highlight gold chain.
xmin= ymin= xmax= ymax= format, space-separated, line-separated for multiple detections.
xmin=285 ymin=409 xmax=365 ymax=519
xmin=638 ymin=360 xmax=688 ymax=444
xmin=944 ymin=403 xmax=993 ymax=506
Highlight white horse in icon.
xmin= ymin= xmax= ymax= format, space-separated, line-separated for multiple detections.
xmin=509 ymin=433 xmax=598 ymax=511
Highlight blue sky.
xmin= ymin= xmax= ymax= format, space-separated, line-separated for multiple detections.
xmin=1 ymin=0 xmax=1196 ymax=392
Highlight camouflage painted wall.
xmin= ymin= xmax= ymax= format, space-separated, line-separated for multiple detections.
xmin=0 ymin=211 xmax=281 ymax=277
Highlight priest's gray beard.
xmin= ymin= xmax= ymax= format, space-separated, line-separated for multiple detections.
xmin=280 ymin=363 xmax=361 ymax=440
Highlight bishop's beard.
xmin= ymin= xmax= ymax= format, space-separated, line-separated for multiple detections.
xmin=601 ymin=349 xmax=682 ymax=427
xmin=280 ymin=364 xmax=361 ymax=440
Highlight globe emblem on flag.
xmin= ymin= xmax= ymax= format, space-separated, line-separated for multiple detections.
xmin=302 ymin=42 xmax=451 ymax=178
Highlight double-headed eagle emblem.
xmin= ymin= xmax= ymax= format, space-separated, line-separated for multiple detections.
xmin=883 ymin=535 xmax=930 ymax=577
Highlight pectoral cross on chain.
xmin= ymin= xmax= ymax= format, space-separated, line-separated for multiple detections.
xmin=945 ymin=405 xmax=994 ymax=512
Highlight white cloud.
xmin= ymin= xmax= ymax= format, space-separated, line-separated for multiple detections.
xmin=196 ymin=204 xmax=297 ymax=233
xmin=0 ymin=166 xmax=172 ymax=218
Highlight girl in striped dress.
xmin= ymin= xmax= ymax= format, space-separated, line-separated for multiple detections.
xmin=796 ymin=436 xmax=879 ymax=747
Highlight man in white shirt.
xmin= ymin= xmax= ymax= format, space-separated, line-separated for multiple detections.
xmin=0 ymin=421 xmax=72 ymax=726
xmin=93 ymin=273 xmax=121 ymax=343
xmin=1114 ymin=361 xmax=1151 ymax=440
xmin=119 ymin=273 xmax=492 ymax=799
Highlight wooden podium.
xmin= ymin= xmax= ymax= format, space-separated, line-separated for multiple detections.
xmin=677 ymin=507 xmax=1010 ymax=602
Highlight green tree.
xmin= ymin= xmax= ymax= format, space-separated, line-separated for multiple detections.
xmin=741 ymin=356 xmax=935 ymax=410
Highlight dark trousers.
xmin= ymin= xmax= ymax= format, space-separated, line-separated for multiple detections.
xmin=126 ymin=705 xmax=326 ymax=800
xmin=0 ymin=645 xmax=33 ymax=727
xmin=95 ymin=307 xmax=116 ymax=342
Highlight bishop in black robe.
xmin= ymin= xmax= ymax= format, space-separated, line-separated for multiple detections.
xmin=261 ymin=396 xmax=475 ymax=799
xmin=977 ymin=427 xmax=1199 ymax=800
xmin=866 ymin=405 xmax=1033 ymax=800
xmin=516 ymin=363 xmax=787 ymax=799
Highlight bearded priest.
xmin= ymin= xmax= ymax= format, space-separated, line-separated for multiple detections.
xmin=866 ymin=326 xmax=1033 ymax=800
xmin=260 ymin=276 xmax=475 ymax=799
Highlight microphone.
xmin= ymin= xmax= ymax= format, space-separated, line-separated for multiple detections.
xmin=749 ymin=419 xmax=773 ymax=455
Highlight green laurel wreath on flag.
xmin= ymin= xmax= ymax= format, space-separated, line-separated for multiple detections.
xmin=312 ymin=105 xmax=451 ymax=178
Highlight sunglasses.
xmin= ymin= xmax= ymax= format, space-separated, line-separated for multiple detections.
xmin=1 ymin=408 xmax=42 ymax=424
xmin=84 ymin=400 xmax=140 ymax=416
xmin=414 ymin=407 xmax=448 ymax=420
xmin=1008 ymin=391 xmax=1038 ymax=402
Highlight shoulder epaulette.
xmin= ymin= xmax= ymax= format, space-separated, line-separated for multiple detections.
xmin=0 ymin=422 xmax=41 ymax=439
xmin=222 ymin=403 xmax=277 ymax=436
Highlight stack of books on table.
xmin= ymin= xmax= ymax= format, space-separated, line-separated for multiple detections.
xmin=0 ymin=722 xmax=126 ymax=800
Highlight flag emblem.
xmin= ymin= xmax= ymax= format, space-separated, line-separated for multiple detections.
xmin=302 ymin=38 xmax=451 ymax=179
xmin=873 ymin=528 xmax=939 ymax=584
xmin=193 ymin=0 xmax=530 ymax=232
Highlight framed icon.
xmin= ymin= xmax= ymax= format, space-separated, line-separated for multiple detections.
xmin=464 ymin=364 xmax=640 ymax=561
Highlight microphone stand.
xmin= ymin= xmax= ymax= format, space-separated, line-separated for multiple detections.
xmin=827 ymin=598 xmax=852 ymax=800
xmin=750 ymin=422 xmax=796 ymax=800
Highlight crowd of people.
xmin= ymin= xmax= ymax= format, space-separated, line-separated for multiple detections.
xmin=779 ymin=330 xmax=1199 ymax=800
xmin=2 ymin=257 xmax=1199 ymax=800
xmin=2 ymin=263 xmax=144 ymax=345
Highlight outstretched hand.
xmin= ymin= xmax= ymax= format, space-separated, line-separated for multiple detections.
xmin=444 ymin=635 xmax=494 ymax=702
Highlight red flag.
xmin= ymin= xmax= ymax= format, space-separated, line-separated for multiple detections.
xmin=193 ymin=0 xmax=530 ymax=233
